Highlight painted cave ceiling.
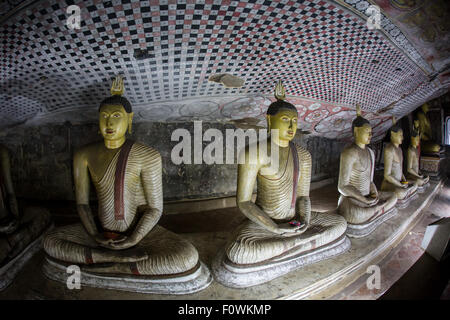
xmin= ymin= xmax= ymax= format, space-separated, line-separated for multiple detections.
xmin=1 ymin=0 xmax=449 ymax=141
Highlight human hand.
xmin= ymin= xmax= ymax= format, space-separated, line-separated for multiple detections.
xmin=94 ymin=233 xmax=127 ymax=249
xmin=276 ymin=221 xmax=306 ymax=236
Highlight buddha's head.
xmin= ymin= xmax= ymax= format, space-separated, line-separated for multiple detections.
xmin=266 ymin=81 xmax=298 ymax=143
xmin=352 ymin=105 xmax=372 ymax=146
xmin=421 ymin=103 xmax=429 ymax=114
xmin=390 ymin=126 xmax=403 ymax=146
xmin=98 ymin=95 xmax=133 ymax=141
xmin=388 ymin=116 xmax=403 ymax=146
xmin=98 ymin=76 xmax=133 ymax=143
xmin=411 ymin=129 xmax=420 ymax=148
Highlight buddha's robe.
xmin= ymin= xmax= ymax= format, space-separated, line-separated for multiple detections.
xmin=338 ymin=144 xmax=397 ymax=224
xmin=226 ymin=143 xmax=347 ymax=265
xmin=381 ymin=143 xmax=418 ymax=200
xmin=406 ymin=146 xmax=428 ymax=187
xmin=44 ymin=141 xmax=198 ymax=276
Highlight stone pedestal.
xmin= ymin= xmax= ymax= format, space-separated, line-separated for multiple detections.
xmin=42 ymin=258 xmax=212 ymax=295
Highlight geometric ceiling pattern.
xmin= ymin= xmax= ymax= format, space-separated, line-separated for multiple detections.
xmin=1 ymin=0 xmax=449 ymax=140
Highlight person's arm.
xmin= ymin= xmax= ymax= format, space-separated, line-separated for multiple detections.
xmin=294 ymin=147 xmax=311 ymax=230
xmin=383 ymin=146 xmax=405 ymax=188
xmin=338 ymin=148 xmax=373 ymax=204
xmin=0 ymin=147 xmax=19 ymax=219
xmin=73 ymin=149 xmax=99 ymax=237
xmin=406 ymin=149 xmax=420 ymax=178
xmin=236 ymin=145 xmax=283 ymax=234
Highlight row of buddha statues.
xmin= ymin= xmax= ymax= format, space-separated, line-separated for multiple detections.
xmin=0 ymin=78 xmax=440 ymax=294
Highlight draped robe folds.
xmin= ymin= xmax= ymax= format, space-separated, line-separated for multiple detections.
xmin=225 ymin=143 xmax=347 ymax=265
xmin=338 ymin=144 xmax=397 ymax=225
xmin=43 ymin=141 xmax=199 ymax=276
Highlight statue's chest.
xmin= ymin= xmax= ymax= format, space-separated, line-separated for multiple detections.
xmin=259 ymin=149 xmax=293 ymax=180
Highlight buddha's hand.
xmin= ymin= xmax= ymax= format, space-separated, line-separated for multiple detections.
xmin=94 ymin=234 xmax=127 ymax=249
xmin=107 ymin=237 xmax=139 ymax=250
xmin=276 ymin=222 xmax=305 ymax=236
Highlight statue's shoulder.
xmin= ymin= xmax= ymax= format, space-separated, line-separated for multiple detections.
xmin=132 ymin=141 xmax=161 ymax=162
xmin=341 ymin=144 xmax=357 ymax=157
xmin=74 ymin=141 xmax=102 ymax=156
xmin=384 ymin=142 xmax=395 ymax=152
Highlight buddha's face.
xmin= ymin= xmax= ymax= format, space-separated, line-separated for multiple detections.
xmin=411 ymin=135 xmax=420 ymax=148
xmin=267 ymin=109 xmax=298 ymax=142
xmin=422 ymin=103 xmax=429 ymax=113
xmin=354 ymin=123 xmax=372 ymax=145
xmin=391 ymin=129 xmax=403 ymax=145
xmin=99 ymin=104 xmax=131 ymax=141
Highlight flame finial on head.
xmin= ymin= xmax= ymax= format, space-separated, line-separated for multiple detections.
xmin=274 ymin=80 xmax=286 ymax=101
xmin=110 ymin=75 xmax=124 ymax=96
xmin=392 ymin=115 xmax=397 ymax=125
xmin=356 ymin=104 xmax=362 ymax=116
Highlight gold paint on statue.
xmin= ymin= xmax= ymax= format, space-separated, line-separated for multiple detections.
xmin=406 ymin=133 xmax=429 ymax=187
xmin=417 ymin=103 xmax=442 ymax=154
xmin=225 ymin=81 xmax=346 ymax=265
xmin=337 ymin=107 xmax=397 ymax=224
xmin=43 ymin=77 xmax=199 ymax=275
xmin=381 ymin=118 xmax=418 ymax=200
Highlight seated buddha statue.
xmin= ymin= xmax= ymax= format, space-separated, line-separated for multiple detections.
xmin=381 ymin=118 xmax=418 ymax=208
xmin=406 ymin=128 xmax=429 ymax=193
xmin=0 ymin=145 xmax=52 ymax=291
xmin=416 ymin=103 xmax=443 ymax=155
xmin=43 ymin=77 xmax=211 ymax=294
xmin=212 ymin=81 xmax=350 ymax=288
xmin=337 ymin=106 xmax=397 ymax=237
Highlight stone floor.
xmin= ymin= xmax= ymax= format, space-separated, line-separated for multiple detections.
xmin=0 ymin=177 xmax=448 ymax=299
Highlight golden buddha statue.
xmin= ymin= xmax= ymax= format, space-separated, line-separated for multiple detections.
xmin=406 ymin=128 xmax=429 ymax=193
xmin=212 ymin=81 xmax=349 ymax=288
xmin=0 ymin=145 xmax=52 ymax=290
xmin=42 ymin=77 xmax=211 ymax=294
xmin=416 ymin=103 xmax=443 ymax=154
xmin=381 ymin=117 xmax=418 ymax=208
xmin=337 ymin=106 xmax=397 ymax=237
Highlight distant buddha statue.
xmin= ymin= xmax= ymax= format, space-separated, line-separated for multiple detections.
xmin=0 ymin=145 xmax=52 ymax=290
xmin=337 ymin=106 xmax=397 ymax=237
xmin=43 ymin=76 xmax=210 ymax=294
xmin=213 ymin=81 xmax=349 ymax=288
xmin=381 ymin=117 xmax=418 ymax=208
xmin=406 ymin=127 xmax=429 ymax=193
xmin=416 ymin=103 xmax=443 ymax=154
